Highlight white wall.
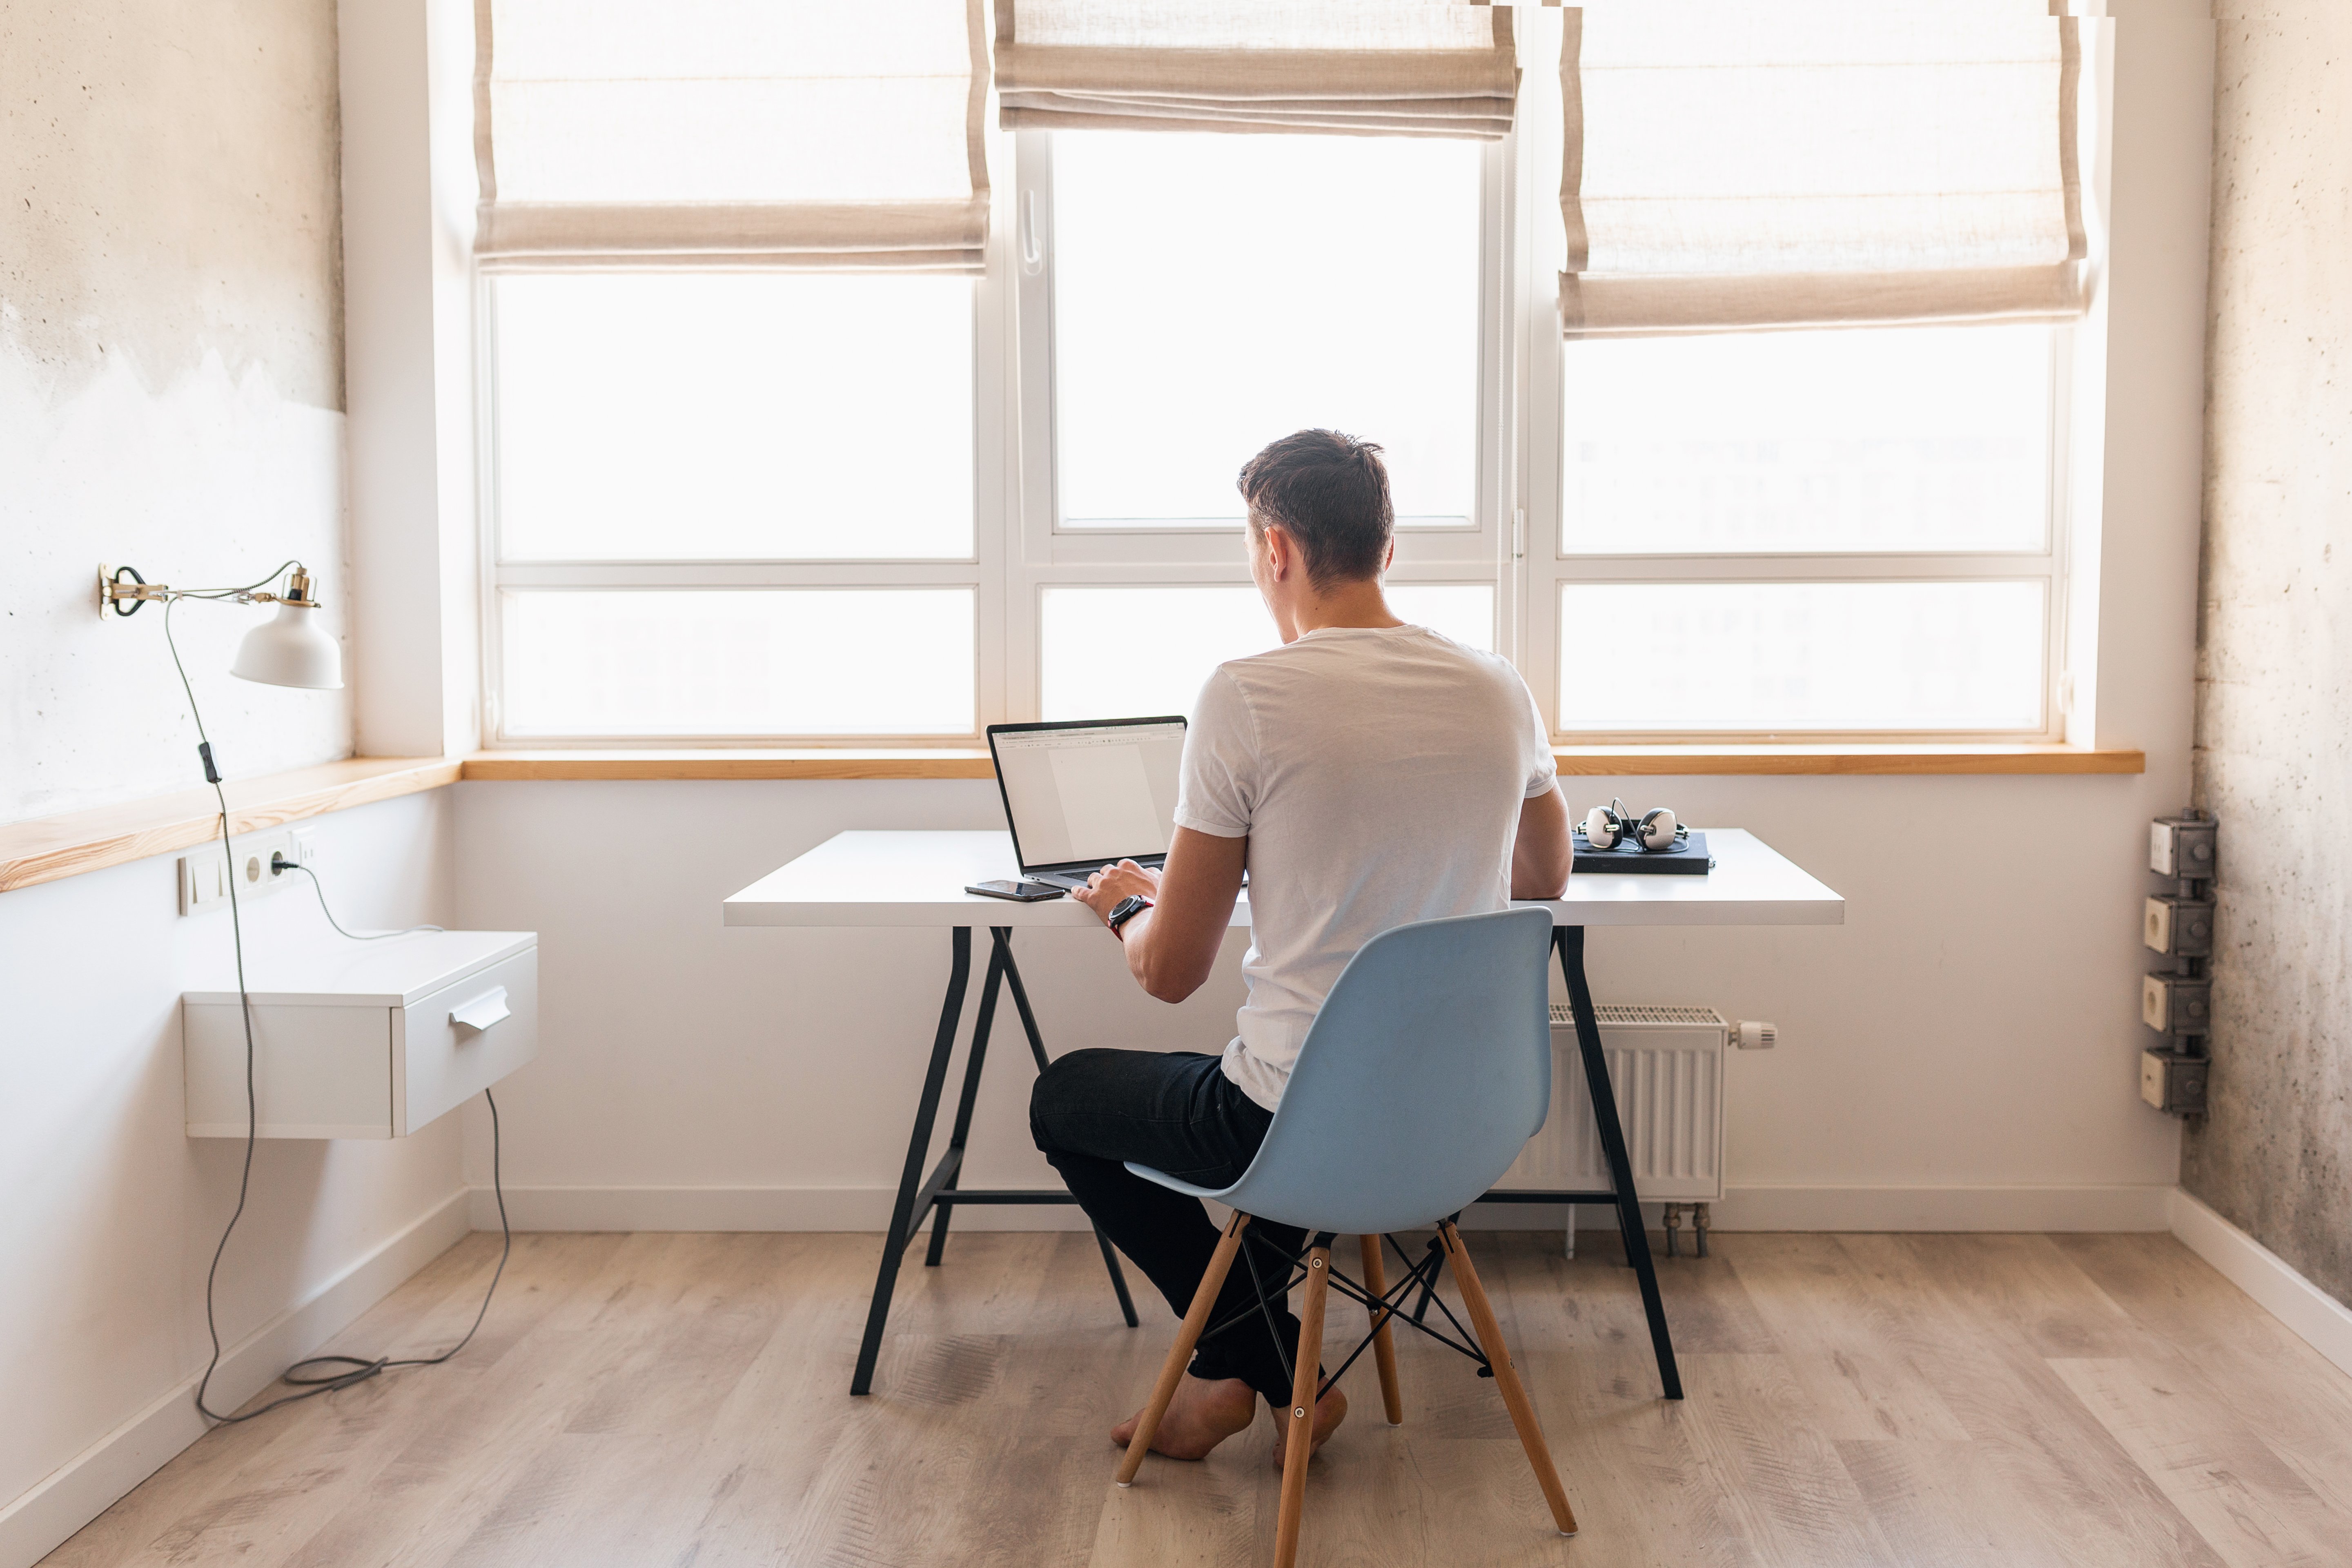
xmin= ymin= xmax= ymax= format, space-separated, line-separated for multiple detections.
xmin=0 ymin=793 xmax=463 ymax=1566
xmin=454 ymin=772 xmax=2189 ymax=1238
xmin=338 ymin=0 xmax=484 ymax=762
xmin=0 ymin=4 xmax=472 ymax=1561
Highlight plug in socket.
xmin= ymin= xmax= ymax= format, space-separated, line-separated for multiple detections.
xmin=179 ymin=828 xmax=301 ymax=916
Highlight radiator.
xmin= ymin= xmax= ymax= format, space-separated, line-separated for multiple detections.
xmin=1494 ymin=1004 xmax=1726 ymax=1202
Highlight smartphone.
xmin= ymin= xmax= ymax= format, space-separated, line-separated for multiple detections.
xmin=965 ymin=880 xmax=1065 ymax=902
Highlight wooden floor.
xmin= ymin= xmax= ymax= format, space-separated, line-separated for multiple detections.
xmin=46 ymin=1226 xmax=2352 ymax=1567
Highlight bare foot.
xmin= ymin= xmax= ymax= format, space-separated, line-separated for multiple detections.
xmin=1111 ymin=1374 xmax=1257 ymax=1461
xmin=1270 ymin=1384 xmax=1348 ymax=1470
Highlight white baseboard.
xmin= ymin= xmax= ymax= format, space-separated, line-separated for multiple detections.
xmin=0 ymin=1187 xmax=472 ymax=1568
xmin=471 ymin=1181 xmax=2178 ymax=1236
xmin=2169 ymin=1188 xmax=2352 ymax=1379
xmin=1708 ymin=1183 xmax=2176 ymax=1233
xmin=471 ymin=1183 xmax=1099 ymax=1233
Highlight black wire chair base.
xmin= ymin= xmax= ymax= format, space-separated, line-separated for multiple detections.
xmin=1192 ymin=1221 xmax=1491 ymax=1404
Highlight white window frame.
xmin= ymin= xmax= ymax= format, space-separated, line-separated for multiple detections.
xmin=473 ymin=265 xmax=1009 ymax=749
xmin=1000 ymin=126 xmax=1519 ymax=724
xmin=1511 ymin=7 xmax=2081 ymax=747
xmin=472 ymin=11 xmax=2093 ymax=749
xmin=1519 ymin=326 xmax=2077 ymax=745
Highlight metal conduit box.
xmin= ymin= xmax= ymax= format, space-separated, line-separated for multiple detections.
xmin=185 ymin=931 xmax=538 ymax=1139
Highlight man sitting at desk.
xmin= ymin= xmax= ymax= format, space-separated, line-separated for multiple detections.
xmin=1031 ymin=428 xmax=1573 ymax=1468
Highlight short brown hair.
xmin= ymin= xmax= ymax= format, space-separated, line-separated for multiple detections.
xmin=1236 ymin=429 xmax=1394 ymax=588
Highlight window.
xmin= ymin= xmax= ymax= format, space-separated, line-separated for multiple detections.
xmin=1048 ymin=134 xmax=1479 ymax=530
xmin=1537 ymin=324 xmax=2065 ymax=739
xmin=484 ymin=272 xmax=984 ymax=741
xmin=1018 ymin=128 xmax=1501 ymax=725
xmin=479 ymin=9 xmax=2089 ymax=748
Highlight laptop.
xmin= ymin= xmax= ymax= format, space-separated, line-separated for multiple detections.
xmin=985 ymin=716 xmax=1188 ymax=891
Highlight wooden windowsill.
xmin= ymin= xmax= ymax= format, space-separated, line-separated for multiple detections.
xmin=463 ymin=749 xmax=997 ymax=781
xmin=0 ymin=743 xmax=2144 ymax=895
xmin=1551 ymin=744 xmax=2145 ymax=776
xmin=0 ymin=757 xmax=463 ymax=894
xmin=472 ymin=744 xmax=2143 ymax=780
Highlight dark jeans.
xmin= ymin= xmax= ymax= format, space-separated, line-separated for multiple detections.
xmin=1030 ymin=1048 xmax=1308 ymax=1407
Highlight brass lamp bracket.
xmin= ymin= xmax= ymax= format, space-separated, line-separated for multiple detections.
xmin=99 ymin=564 xmax=318 ymax=619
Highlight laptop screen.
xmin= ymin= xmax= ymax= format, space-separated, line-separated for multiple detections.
xmin=989 ymin=717 xmax=1187 ymax=873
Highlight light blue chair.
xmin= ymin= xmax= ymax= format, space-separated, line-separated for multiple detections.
xmin=1112 ymin=907 xmax=1577 ymax=1564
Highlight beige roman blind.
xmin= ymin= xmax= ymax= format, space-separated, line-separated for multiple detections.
xmin=1561 ymin=4 xmax=2087 ymax=337
xmin=474 ymin=0 xmax=991 ymax=271
xmin=995 ymin=1 xmax=1520 ymax=140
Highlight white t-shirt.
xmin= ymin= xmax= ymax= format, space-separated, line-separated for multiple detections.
xmin=1174 ymin=623 xmax=1559 ymax=1111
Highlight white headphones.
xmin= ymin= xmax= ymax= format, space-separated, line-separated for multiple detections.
xmin=1580 ymin=797 xmax=1686 ymax=853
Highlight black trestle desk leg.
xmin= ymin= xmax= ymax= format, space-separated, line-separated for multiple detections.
xmin=999 ymin=933 xmax=1139 ymax=1328
xmin=852 ymin=925 xmax=971 ymax=1396
xmin=925 ymin=929 xmax=1009 ymax=1267
xmin=1557 ymin=925 xmax=1684 ymax=1401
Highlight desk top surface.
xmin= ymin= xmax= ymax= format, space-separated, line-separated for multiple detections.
xmin=723 ymin=829 xmax=1842 ymax=930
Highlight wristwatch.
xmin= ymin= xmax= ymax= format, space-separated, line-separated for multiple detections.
xmin=1105 ymin=895 xmax=1154 ymax=937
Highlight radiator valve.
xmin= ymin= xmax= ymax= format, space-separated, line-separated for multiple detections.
xmin=1735 ymin=1020 xmax=1777 ymax=1050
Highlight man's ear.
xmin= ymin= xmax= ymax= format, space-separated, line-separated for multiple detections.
xmin=1263 ymin=523 xmax=1293 ymax=581
xmin=1382 ymin=539 xmax=1395 ymax=573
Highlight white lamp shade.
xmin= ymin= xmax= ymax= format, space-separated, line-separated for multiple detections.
xmin=231 ymin=601 xmax=344 ymax=689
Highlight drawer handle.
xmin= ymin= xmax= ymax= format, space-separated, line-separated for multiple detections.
xmin=450 ymin=987 xmax=511 ymax=1034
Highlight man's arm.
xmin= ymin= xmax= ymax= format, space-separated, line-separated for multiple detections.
xmin=1511 ymin=784 xmax=1573 ymax=900
xmin=1071 ymin=827 xmax=1246 ymax=1004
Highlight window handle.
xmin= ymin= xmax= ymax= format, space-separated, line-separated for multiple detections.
xmin=1020 ymin=189 xmax=1044 ymax=274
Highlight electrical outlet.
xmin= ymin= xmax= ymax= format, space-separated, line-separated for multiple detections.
xmin=179 ymin=828 xmax=301 ymax=916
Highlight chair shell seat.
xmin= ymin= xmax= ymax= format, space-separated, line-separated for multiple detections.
xmin=1125 ymin=905 xmax=1555 ymax=1236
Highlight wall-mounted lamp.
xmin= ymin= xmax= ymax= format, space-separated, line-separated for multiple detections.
xmin=98 ymin=562 xmax=344 ymax=690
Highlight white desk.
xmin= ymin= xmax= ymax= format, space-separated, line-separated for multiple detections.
xmin=723 ymin=828 xmax=1842 ymax=931
xmin=725 ymin=829 xmax=1842 ymax=1398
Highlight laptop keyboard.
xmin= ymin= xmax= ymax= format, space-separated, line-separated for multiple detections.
xmin=1028 ymin=858 xmax=1164 ymax=892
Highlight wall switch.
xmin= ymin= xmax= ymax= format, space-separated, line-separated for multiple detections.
xmin=180 ymin=851 xmax=229 ymax=915
xmin=180 ymin=829 xmax=301 ymax=916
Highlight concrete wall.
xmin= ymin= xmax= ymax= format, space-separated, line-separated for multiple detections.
xmin=0 ymin=6 xmax=466 ymax=1564
xmin=2185 ymin=2 xmax=2352 ymax=1307
xmin=1 ymin=0 xmax=352 ymax=819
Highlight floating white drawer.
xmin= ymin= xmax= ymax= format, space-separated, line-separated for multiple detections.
xmin=185 ymin=931 xmax=538 ymax=1139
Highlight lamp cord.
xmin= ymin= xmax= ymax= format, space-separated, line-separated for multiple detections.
xmin=272 ymin=858 xmax=444 ymax=940
xmin=164 ymin=599 xmax=509 ymax=1426
xmin=171 ymin=559 xmax=303 ymax=602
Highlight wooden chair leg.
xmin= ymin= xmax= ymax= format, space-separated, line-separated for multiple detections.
xmin=1274 ymin=1241 xmax=1333 ymax=1568
xmin=1439 ymin=1222 xmax=1579 ymax=1537
xmin=1358 ymin=1234 xmax=1404 ymax=1426
xmin=1116 ymin=1212 xmax=1250 ymax=1487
